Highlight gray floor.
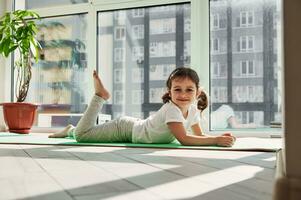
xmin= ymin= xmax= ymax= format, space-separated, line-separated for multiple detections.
xmin=0 ymin=144 xmax=276 ymax=200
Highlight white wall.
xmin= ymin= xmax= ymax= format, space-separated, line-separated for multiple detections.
xmin=274 ymin=0 xmax=301 ymax=199
xmin=283 ymin=0 xmax=301 ymax=179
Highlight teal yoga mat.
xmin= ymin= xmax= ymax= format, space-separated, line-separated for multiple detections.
xmin=0 ymin=132 xmax=282 ymax=152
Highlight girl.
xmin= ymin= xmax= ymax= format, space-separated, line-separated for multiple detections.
xmin=49 ymin=67 xmax=235 ymax=147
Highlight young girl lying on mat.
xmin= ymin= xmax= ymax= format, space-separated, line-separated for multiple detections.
xmin=49 ymin=67 xmax=236 ymax=147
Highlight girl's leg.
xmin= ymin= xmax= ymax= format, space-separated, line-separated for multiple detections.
xmin=74 ymin=70 xmax=135 ymax=143
xmin=48 ymin=124 xmax=75 ymax=138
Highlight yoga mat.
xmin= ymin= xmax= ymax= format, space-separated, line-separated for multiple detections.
xmin=0 ymin=132 xmax=282 ymax=152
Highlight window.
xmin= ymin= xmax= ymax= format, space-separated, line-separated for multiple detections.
xmin=114 ymin=69 xmax=124 ymax=83
xmin=239 ymin=11 xmax=254 ymax=27
xmin=212 ymin=87 xmax=227 ymax=103
xmin=233 ymin=86 xmax=263 ymax=103
xmin=240 ymin=60 xmax=255 ymax=76
xmin=239 ymin=36 xmax=254 ymax=52
xmin=132 ymin=8 xmax=144 ymax=18
xmin=114 ymin=90 xmax=124 ymax=104
xmin=115 ymin=27 xmax=125 ymax=40
xmin=13 ymin=0 xmax=282 ymax=135
xmin=212 ymin=62 xmax=227 ymax=78
xmin=114 ymin=48 xmax=125 ymax=62
xmin=132 ymin=90 xmax=144 ymax=104
xmin=211 ymin=13 xmax=220 ymax=29
xmin=211 ymin=38 xmax=220 ymax=53
xmin=132 ymin=25 xmax=144 ymax=39
xmin=184 ymin=18 xmax=191 ymax=33
xmin=132 ymin=46 xmax=144 ymax=62
xmin=150 ymin=65 xmax=175 ymax=81
xmin=132 ymin=68 xmax=144 ymax=83
xmin=210 ymin=0 xmax=282 ymax=131
xmin=150 ymin=41 xmax=176 ymax=57
xmin=150 ymin=18 xmax=176 ymax=34
xmin=17 ymin=0 xmax=88 ymax=9
xmin=150 ymin=88 xmax=165 ymax=103
xmin=98 ymin=4 xmax=190 ymax=119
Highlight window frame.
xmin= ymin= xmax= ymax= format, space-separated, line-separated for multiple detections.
xmin=8 ymin=0 xmax=282 ymax=138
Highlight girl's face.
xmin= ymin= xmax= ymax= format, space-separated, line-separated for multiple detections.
xmin=169 ymin=77 xmax=200 ymax=111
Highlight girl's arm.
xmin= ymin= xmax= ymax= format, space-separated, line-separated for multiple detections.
xmin=191 ymin=123 xmax=203 ymax=136
xmin=167 ymin=122 xmax=234 ymax=146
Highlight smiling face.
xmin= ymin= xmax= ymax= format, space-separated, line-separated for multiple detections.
xmin=169 ymin=77 xmax=199 ymax=112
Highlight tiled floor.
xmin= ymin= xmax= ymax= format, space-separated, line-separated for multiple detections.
xmin=0 ymin=144 xmax=276 ymax=200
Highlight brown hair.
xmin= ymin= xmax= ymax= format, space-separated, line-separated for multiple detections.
xmin=161 ymin=67 xmax=208 ymax=112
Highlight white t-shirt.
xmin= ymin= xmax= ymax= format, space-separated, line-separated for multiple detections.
xmin=132 ymin=102 xmax=200 ymax=144
xmin=210 ymin=105 xmax=235 ymax=129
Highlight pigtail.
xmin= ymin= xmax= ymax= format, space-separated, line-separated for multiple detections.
xmin=162 ymin=92 xmax=171 ymax=103
xmin=197 ymin=90 xmax=208 ymax=112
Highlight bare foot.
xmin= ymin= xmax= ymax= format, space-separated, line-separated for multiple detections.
xmin=48 ymin=124 xmax=74 ymax=138
xmin=93 ymin=70 xmax=110 ymax=100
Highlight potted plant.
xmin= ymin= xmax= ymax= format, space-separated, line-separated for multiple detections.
xmin=0 ymin=10 xmax=40 ymax=134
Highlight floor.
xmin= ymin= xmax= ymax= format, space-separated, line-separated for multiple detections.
xmin=0 ymin=144 xmax=277 ymax=200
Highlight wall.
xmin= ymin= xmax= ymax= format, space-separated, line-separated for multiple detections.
xmin=274 ymin=0 xmax=301 ymax=199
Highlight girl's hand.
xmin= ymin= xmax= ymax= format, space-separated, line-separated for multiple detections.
xmin=215 ymin=135 xmax=235 ymax=147
xmin=222 ymin=132 xmax=236 ymax=142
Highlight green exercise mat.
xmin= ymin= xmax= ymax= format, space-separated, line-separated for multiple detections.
xmin=0 ymin=132 xmax=282 ymax=152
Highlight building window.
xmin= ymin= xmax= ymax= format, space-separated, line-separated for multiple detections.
xmin=114 ymin=90 xmax=124 ymax=104
xmin=212 ymin=62 xmax=227 ymax=78
xmin=132 ymin=90 xmax=144 ymax=104
xmin=132 ymin=25 xmax=144 ymax=39
xmin=132 ymin=8 xmax=144 ymax=18
xmin=211 ymin=38 xmax=220 ymax=53
xmin=184 ymin=18 xmax=191 ymax=33
xmin=114 ymin=68 xmax=124 ymax=83
xmin=233 ymin=86 xmax=263 ymax=103
xmin=114 ymin=48 xmax=125 ymax=62
xmin=239 ymin=11 xmax=254 ymax=27
xmin=150 ymin=88 xmax=165 ymax=103
xmin=239 ymin=36 xmax=254 ymax=52
xmin=132 ymin=68 xmax=144 ymax=83
xmin=240 ymin=60 xmax=255 ymax=76
xmin=150 ymin=18 xmax=176 ymax=34
xmin=211 ymin=13 xmax=220 ymax=29
xmin=150 ymin=41 xmax=176 ymax=57
xmin=114 ymin=27 xmax=125 ymax=40
xmin=212 ymin=87 xmax=227 ymax=103
xmin=132 ymin=46 xmax=144 ymax=62
xmin=150 ymin=65 xmax=175 ymax=81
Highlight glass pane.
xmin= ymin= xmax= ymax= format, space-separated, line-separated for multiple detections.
xmin=15 ymin=0 xmax=89 ymax=9
xmin=209 ymin=0 xmax=282 ymax=130
xmin=98 ymin=4 xmax=191 ymax=119
xmin=27 ymin=14 xmax=89 ymax=128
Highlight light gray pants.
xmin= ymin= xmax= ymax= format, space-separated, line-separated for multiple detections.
xmin=71 ymin=95 xmax=138 ymax=143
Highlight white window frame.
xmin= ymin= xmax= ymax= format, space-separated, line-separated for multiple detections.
xmin=211 ymin=13 xmax=220 ymax=29
xmin=6 ymin=0 xmax=281 ymax=137
xmin=132 ymin=90 xmax=144 ymax=104
xmin=240 ymin=60 xmax=255 ymax=77
xmin=239 ymin=35 xmax=255 ymax=52
xmin=114 ymin=68 xmax=124 ymax=83
xmin=239 ymin=11 xmax=254 ymax=27
xmin=114 ymin=26 xmax=126 ymax=40
xmin=211 ymin=38 xmax=220 ymax=53
xmin=132 ymin=25 xmax=144 ymax=39
xmin=114 ymin=47 xmax=125 ymax=62
xmin=132 ymin=8 xmax=145 ymax=18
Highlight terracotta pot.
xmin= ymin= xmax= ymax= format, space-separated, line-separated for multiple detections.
xmin=0 ymin=102 xmax=38 ymax=134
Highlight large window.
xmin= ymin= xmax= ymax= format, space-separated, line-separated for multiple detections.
xmin=12 ymin=0 xmax=282 ymax=136
xmin=210 ymin=0 xmax=282 ymax=131
xmin=26 ymin=15 xmax=89 ymax=128
xmin=98 ymin=4 xmax=191 ymax=119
